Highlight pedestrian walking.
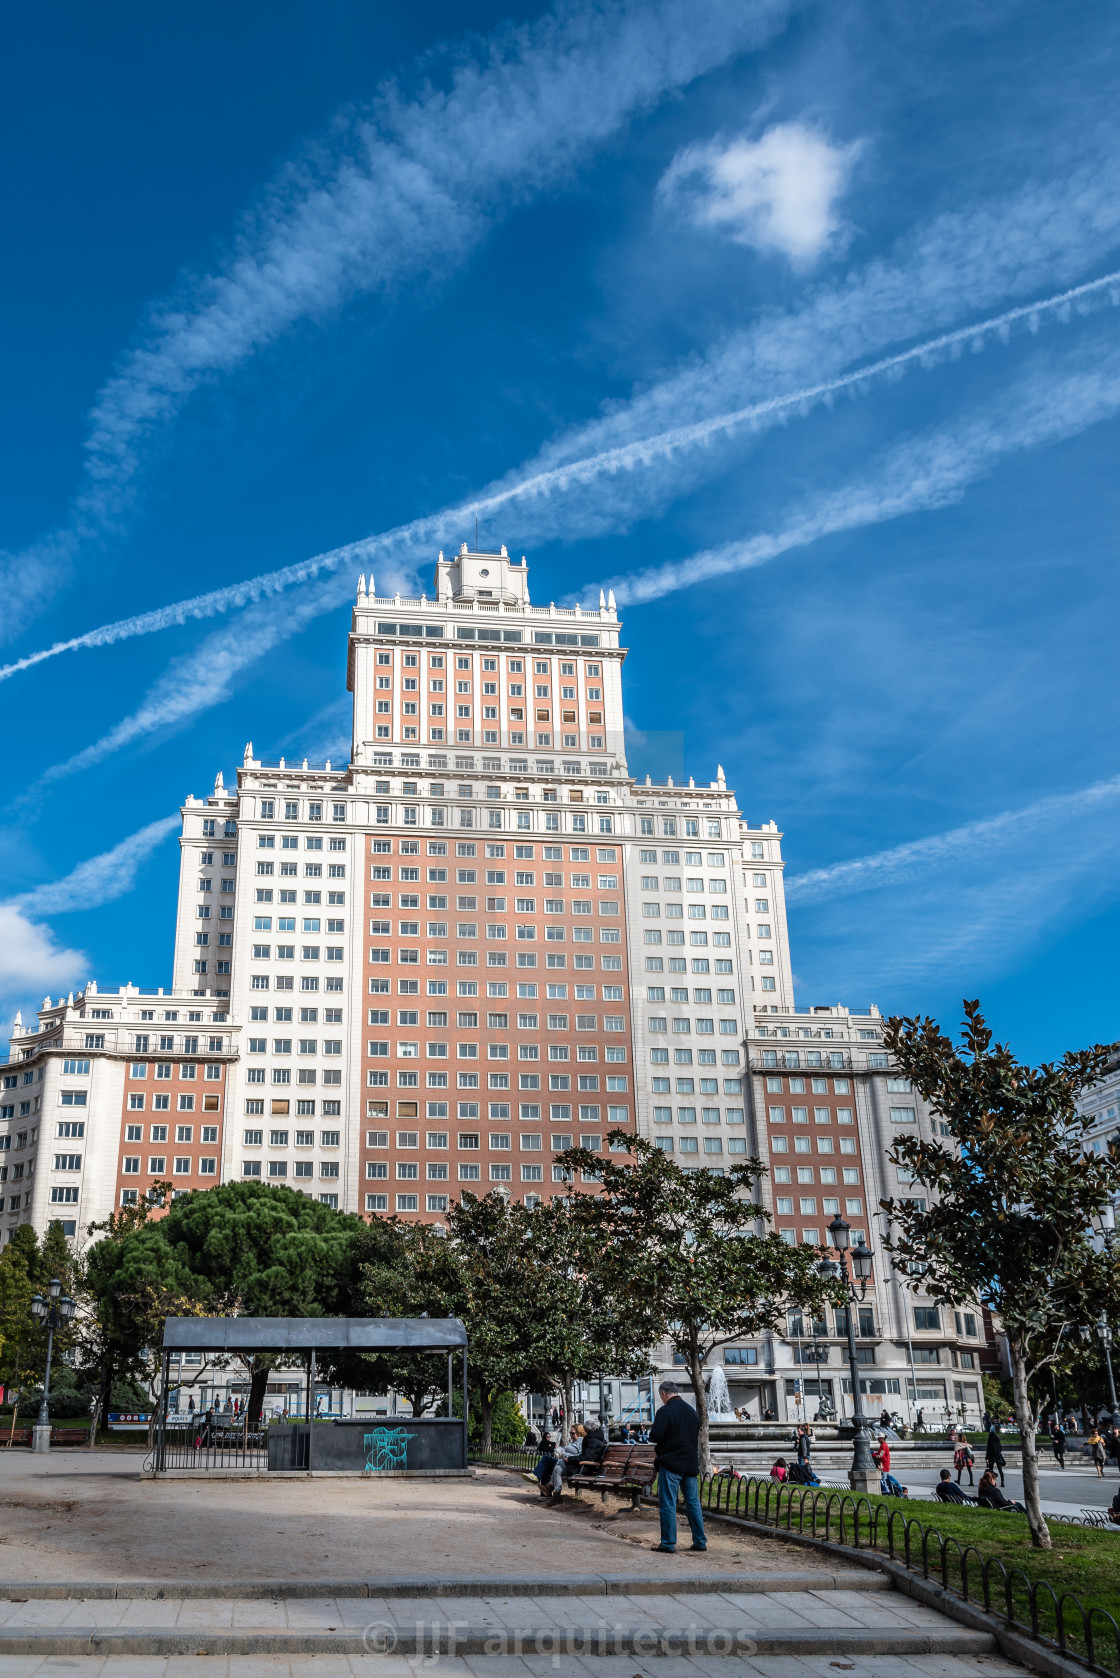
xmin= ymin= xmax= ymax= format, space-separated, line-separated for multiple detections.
xmin=985 ymin=1426 xmax=1006 ymax=1486
xmin=1088 ymin=1428 xmax=1106 ymax=1477
xmin=1049 ymin=1420 xmax=1067 ymax=1470
xmin=795 ymin=1424 xmax=812 ymax=1465
xmin=1106 ymin=1427 xmax=1120 ymax=1473
xmin=954 ymin=1440 xmax=975 ymax=1485
xmin=648 ymin=1382 xmax=706 ymax=1554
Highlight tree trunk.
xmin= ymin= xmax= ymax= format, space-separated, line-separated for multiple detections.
xmin=87 ymin=1354 xmax=113 ymax=1447
xmin=560 ymin=1378 xmax=574 ymax=1445
xmin=688 ymin=1344 xmax=710 ymax=1476
xmin=479 ymin=1389 xmax=493 ymax=1452
xmin=1010 ymin=1339 xmax=1050 ymax=1549
xmin=246 ymin=1361 xmax=271 ymax=1429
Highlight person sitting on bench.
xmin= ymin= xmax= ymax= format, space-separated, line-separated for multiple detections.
xmin=977 ymin=1470 xmax=1025 ymax=1513
xmin=934 ymin=1468 xmax=975 ymax=1505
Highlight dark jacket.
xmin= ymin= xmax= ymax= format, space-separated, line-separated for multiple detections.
xmin=579 ymin=1426 xmax=608 ymax=1466
xmin=978 ymin=1481 xmax=1020 ymax=1511
xmin=935 ymin=1480 xmax=974 ymax=1505
xmin=650 ymin=1396 xmax=700 ymax=1477
xmin=984 ymin=1431 xmax=1005 ymax=1466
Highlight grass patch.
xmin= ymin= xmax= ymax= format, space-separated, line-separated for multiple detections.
xmin=729 ymin=1478 xmax=1120 ymax=1667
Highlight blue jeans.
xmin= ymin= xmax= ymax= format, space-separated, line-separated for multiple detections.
xmin=657 ymin=1469 xmax=706 ymax=1550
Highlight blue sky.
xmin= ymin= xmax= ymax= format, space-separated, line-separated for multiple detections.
xmin=3 ymin=0 xmax=1120 ymax=1062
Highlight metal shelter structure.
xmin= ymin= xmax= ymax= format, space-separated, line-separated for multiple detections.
xmin=152 ymin=1317 xmax=468 ymax=1474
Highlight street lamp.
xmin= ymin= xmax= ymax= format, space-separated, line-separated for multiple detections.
xmin=28 ymin=1278 xmax=77 ymax=1452
xmin=1097 ymin=1318 xmax=1119 ymax=1420
xmin=818 ymin=1215 xmax=879 ymax=1494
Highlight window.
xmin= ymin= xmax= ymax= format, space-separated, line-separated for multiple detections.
xmin=914 ymin=1306 xmax=940 ymax=1331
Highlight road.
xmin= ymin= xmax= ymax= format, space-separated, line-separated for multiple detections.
xmin=878 ymin=1455 xmax=1120 ymax=1519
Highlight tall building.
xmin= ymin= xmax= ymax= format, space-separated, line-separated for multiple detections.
xmin=3 ymin=546 xmax=998 ymax=1423
xmin=7 ymin=547 xmax=776 ymax=1237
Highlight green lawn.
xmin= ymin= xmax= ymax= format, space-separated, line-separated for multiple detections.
xmin=727 ymin=1479 xmax=1120 ymax=1664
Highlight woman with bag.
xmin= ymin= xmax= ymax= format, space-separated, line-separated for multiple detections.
xmin=954 ymin=1439 xmax=975 ymax=1485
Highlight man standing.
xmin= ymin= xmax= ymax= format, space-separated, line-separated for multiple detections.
xmin=649 ymin=1382 xmax=706 ymax=1554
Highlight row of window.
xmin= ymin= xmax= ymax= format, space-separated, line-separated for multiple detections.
xmin=244 ymin=1128 xmax=339 ymax=1146
xmin=127 ymin=1094 xmax=221 ymax=1112
xmin=642 ymin=931 xmax=734 ymax=949
xmin=652 ymin=1107 xmax=746 ymax=1124
xmin=766 ymin=1075 xmax=851 ymax=1095
xmin=364 ymin=1101 xmax=612 ymax=1125
xmin=647 ymin=1018 xmax=739 ymax=1035
xmin=245 ymin=1069 xmax=342 ymax=1086
xmin=769 ymin=1106 xmax=854 ymax=1123
xmin=777 ymin=1195 xmax=864 ymax=1216
xmin=128 ymin=1062 xmax=223 ymax=1079
xmin=386 ymin=964 xmax=623 ymax=992
xmin=242 ymin=1160 xmax=337 ymax=1179
xmin=253 ymin=918 xmax=344 ymax=932
xmin=123 ymin=1156 xmax=217 ymax=1175
xmin=654 ymin=1136 xmax=747 ymax=1156
xmin=650 ymin=1049 xmax=741 ymax=1066
xmin=126 ymin=1124 xmax=219 ymax=1143
xmin=770 ymin=1136 xmax=857 ymax=1155
xmin=644 ymin=957 xmax=733 ymax=976
xmin=365 ymin=1127 xmax=615 ymax=1150
xmin=369 ymin=1069 xmax=630 ymax=1097
xmin=378 ymin=843 xmax=618 ymax=860
xmin=248 ymin=976 xmax=345 ymax=992
xmin=365 ymin=803 xmax=616 ymax=830
xmin=773 ymin=1166 xmax=861 ymax=1185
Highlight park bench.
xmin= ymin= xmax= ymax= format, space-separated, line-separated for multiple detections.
xmin=2 ymin=1428 xmax=31 ymax=1448
xmin=50 ymin=1427 xmax=89 ymax=1446
xmin=572 ymin=1442 xmax=657 ymax=1510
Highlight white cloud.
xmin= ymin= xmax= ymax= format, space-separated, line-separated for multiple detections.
xmin=658 ymin=121 xmax=860 ymax=264
xmin=786 ymin=774 xmax=1120 ymax=906
xmin=603 ymin=337 xmax=1120 ymax=604
xmin=13 ymin=815 xmax=180 ymax=915
xmin=7 ymin=264 xmax=1117 ymax=694
xmin=0 ymin=0 xmax=795 ymax=638
xmin=0 ymin=906 xmax=85 ymax=1022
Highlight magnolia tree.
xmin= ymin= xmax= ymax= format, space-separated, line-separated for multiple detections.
xmin=560 ymin=1132 xmax=837 ymax=1471
xmin=882 ymin=1001 xmax=1120 ymax=1550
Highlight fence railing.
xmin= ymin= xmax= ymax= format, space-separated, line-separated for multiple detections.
xmin=145 ymin=1422 xmax=269 ymax=1473
xmin=699 ymin=1475 xmax=1120 ymax=1677
xmin=468 ymin=1445 xmax=538 ymax=1471
xmin=469 ymin=1451 xmax=1119 ymax=1676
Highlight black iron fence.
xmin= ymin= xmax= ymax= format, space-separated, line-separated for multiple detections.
xmin=468 ymin=1444 xmax=538 ymax=1470
xmin=702 ymin=1475 xmax=1120 ymax=1677
xmin=145 ymin=1421 xmax=269 ymax=1472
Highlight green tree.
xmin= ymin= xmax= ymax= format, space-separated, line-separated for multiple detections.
xmin=515 ymin=1192 xmax=656 ymax=1445
xmin=0 ymin=1228 xmax=46 ymax=1436
xmin=560 ymin=1133 xmax=837 ymax=1471
xmin=347 ymin=1196 xmax=542 ymax=1448
xmin=84 ymin=1183 xmax=363 ymax=1425
xmin=881 ymin=1001 xmax=1120 ymax=1550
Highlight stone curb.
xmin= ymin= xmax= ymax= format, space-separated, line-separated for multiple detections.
xmin=0 ymin=1570 xmax=888 ymax=1601
xmin=697 ymin=1507 xmax=1097 ymax=1678
xmin=0 ymin=1623 xmax=995 ymax=1659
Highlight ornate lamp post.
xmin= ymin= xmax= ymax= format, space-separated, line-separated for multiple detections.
xmin=818 ymin=1215 xmax=879 ymax=1494
xmin=29 ymin=1279 xmax=77 ymax=1454
xmin=1091 ymin=1205 xmax=1119 ymax=1422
